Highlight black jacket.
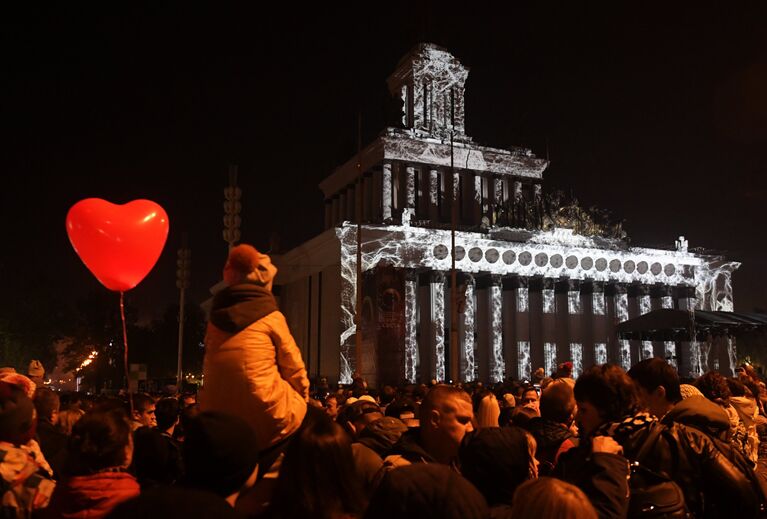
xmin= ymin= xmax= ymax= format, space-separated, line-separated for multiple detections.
xmin=556 ymin=421 xmax=759 ymax=519
xmin=525 ymin=417 xmax=576 ymax=475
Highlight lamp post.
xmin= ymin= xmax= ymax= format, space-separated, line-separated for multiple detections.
xmin=176 ymin=244 xmax=191 ymax=389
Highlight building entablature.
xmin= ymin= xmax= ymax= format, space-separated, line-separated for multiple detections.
xmin=336 ymin=222 xmax=705 ymax=287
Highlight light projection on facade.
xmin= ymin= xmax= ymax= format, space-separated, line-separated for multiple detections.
xmin=595 ymin=343 xmax=608 ymax=365
xmin=570 ymin=343 xmax=583 ymax=378
xmin=641 ymin=341 xmax=654 ymax=360
xmin=544 ymin=343 xmax=557 ymax=376
xmin=518 ymin=341 xmax=531 ymax=381
xmin=619 ymin=340 xmax=631 ymax=371
xmin=664 ymin=341 xmax=677 ymax=369
xmin=462 ymin=278 xmax=476 ymax=382
xmin=278 ymin=44 xmax=744 ymax=386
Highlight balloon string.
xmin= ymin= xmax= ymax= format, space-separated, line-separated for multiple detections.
xmin=120 ymin=291 xmax=133 ymax=417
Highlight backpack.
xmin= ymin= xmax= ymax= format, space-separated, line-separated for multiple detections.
xmin=628 ymin=423 xmax=689 ymax=518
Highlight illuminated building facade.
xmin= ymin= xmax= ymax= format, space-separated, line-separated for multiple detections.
xmin=274 ymin=44 xmax=738 ymax=385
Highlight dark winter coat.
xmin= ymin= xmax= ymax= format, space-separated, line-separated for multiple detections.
xmin=524 ymin=417 xmax=577 ymax=475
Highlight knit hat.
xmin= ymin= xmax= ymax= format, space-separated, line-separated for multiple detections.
xmin=28 ymin=360 xmax=44 ymax=378
xmin=0 ymin=381 xmax=36 ymax=445
xmin=680 ymin=384 xmax=704 ymax=400
xmin=225 ymin=244 xmax=277 ymax=287
xmin=183 ymin=411 xmax=259 ymax=497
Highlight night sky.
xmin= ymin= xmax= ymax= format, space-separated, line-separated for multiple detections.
xmin=3 ymin=3 xmax=767 ymax=323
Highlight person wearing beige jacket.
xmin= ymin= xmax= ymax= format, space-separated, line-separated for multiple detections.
xmin=201 ymin=244 xmax=310 ymax=455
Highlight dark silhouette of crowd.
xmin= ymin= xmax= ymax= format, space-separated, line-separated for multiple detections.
xmin=2 ymin=244 xmax=766 ymax=518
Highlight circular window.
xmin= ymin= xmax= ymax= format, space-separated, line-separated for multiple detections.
xmin=550 ymin=254 xmax=563 ymax=268
xmin=581 ymin=257 xmax=594 ymax=270
xmin=433 ymin=244 xmax=448 ymax=260
xmin=664 ymin=264 xmax=676 ymax=277
xmin=469 ymin=247 xmax=483 ymax=262
xmin=609 ymin=259 xmax=622 ymax=272
xmin=651 ymin=262 xmax=662 ymax=276
xmin=502 ymin=250 xmax=516 ymax=265
xmin=485 ymin=248 xmax=499 ymax=263
xmin=637 ymin=261 xmax=648 ymax=274
xmin=519 ymin=251 xmax=532 ymax=266
xmin=595 ymin=258 xmax=608 ymax=271
xmin=624 ymin=260 xmax=636 ymax=274
xmin=454 ymin=246 xmax=466 ymax=261
xmin=535 ymin=253 xmax=549 ymax=267
xmin=566 ymin=255 xmax=579 ymax=269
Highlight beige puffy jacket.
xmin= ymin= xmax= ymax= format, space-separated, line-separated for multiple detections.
xmin=201 ymin=285 xmax=310 ymax=452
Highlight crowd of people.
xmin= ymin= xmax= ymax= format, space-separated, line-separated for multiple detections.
xmin=2 ymin=244 xmax=766 ymax=518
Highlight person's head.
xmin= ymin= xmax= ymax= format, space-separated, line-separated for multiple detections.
xmin=67 ymin=409 xmax=133 ymax=474
xmin=0 ymin=381 xmax=36 ymax=445
xmin=155 ymin=397 xmax=179 ymax=432
xmin=627 ymin=358 xmax=681 ymax=418
xmin=27 ymin=360 xmax=45 ymax=385
xmin=363 ymin=463 xmax=488 ymax=519
xmin=474 ymin=391 xmax=501 ymax=429
xmin=511 ymin=477 xmax=598 ymax=519
xmin=324 ymin=394 xmax=339 ymax=419
xmin=520 ymin=386 xmax=540 ymax=410
xmin=556 ymin=362 xmax=574 ymax=379
xmin=338 ymin=400 xmax=383 ymax=438
xmin=695 ymin=371 xmax=731 ymax=406
xmin=131 ymin=393 xmax=157 ymax=428
xmin=540 ymin=380 xmax=576 ymax=426
xmin=510 ymin=404 xmax=539 ymax=427
xmin=183 ymin=411 xmax=259 ymax=500
xmin=419 ymin=385 xmax=473 ymax=463
xmin=271 ymin=414 xmax=365 ymax=519
xmin=459 ymin=426 xmax=536 ymax=506
xmin=33 ymin=387 xmax=60 ymax=425
xmin=222 ymin=244 xmax=277 ymax=291
xmin=181 ymin=394 xmax=196 ymax=408
xmin=574 ymin=364 xmax=639 ymax=437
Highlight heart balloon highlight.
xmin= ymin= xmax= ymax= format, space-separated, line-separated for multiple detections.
xmin=66 ymin=198 xmax=170 ymax=291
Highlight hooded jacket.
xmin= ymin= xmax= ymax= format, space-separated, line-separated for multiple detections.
xmin=0 ymin=441 xmax=55 ymax=518
xmin=201 ymin=283 xmax=310 ymax=453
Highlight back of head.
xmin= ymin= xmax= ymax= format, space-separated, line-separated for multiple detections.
xmin=695 ymin=371 xmax=731 ymax=405
xmin=0 ymin=381 xmax=36 ymax=445
xmin=106 ymin=486 xmax=240 ymax=519
xmin=511 ymin=477 xmax=597 ymax=519
xmin=459 ymin=427 xmax=531 ymax=506
xmin=475 ymin=392 xmax=501 ymax=428
xmin=628 ymin=358 xmax=682 ymax=403
xmin=271 ymin=414 xmax=364 ymax=518
xmin=420 ymin=385 xmax=471 ymax=418
xmin=68 ymin=409 xmax=131 ymax=474
xmin=364 ymin=463 xmax=488 ymax=519
xmin=33 ymin=387 xmax=60 ymax=423
xmin=131 ymin=393 xmax=154 ymax=414
xmin=155 ymin=397 xmax=179 ymax=431
xmin=574 ymin=364 xmax=639 ymax=422
xmin=224 ymin=244 xmax=277 ymax=287
xmin=510 ymin=405 xmax=539 ymax=428
xmin=540 ymin=381 xmax=576 ymax=424
xmin=183 ymin=411 xmax=259 ymax=498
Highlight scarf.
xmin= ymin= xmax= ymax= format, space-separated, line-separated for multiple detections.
xmin=209 ymin=283 xmax=278 ymax=333
xmin=594 ymin=412 xmax=657 ymax=443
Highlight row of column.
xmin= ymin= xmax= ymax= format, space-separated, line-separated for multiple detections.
xmin=324 ymin=161 xmax=542 ymax=229
xmin=402 ymin=272 xmax=698 ymax=383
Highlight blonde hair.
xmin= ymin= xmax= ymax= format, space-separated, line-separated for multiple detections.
xmin=476 ymin=392 xmax=501 ymax=428
xmin=511 ymin=477 xmax=598 ymax=519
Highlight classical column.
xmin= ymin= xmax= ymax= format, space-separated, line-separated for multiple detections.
xmin=492 ymin=177 xmax=503 ymax=226
xmin=461 ymin=274 xmax=476 ymax=382
xmin=405 ymin=166 xmax=416 ymax=210
xmin=512 ymin=181 xmax=523 ymax=227
xmin=429 ymin=169 xmax=439 ymax=223
xmin=382 ymin=162 xmax=393 ymax=222
xmin=514 ymin=277 xmax=531 ymax=380
xmin=431 ymin=271 xmax=446 ymax=382
xmin=489 ymin=275 xmax=505 ymax=382
xmin=473 ymin=174 xmax=482 ymax=225
xmin=541 ymin=278 xmax=557 ymax=376
xmin=613 ymin=283 xmax=632 ymax=369
xmin=404 ymin=270 xmax=418 ymax=383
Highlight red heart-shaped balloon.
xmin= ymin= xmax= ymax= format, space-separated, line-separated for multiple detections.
xmin=66 ymin=198 xmax=170 ymax=291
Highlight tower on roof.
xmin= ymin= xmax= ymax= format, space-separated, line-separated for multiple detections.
xmin=387 ymin=43 xmax=469 ymax=140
